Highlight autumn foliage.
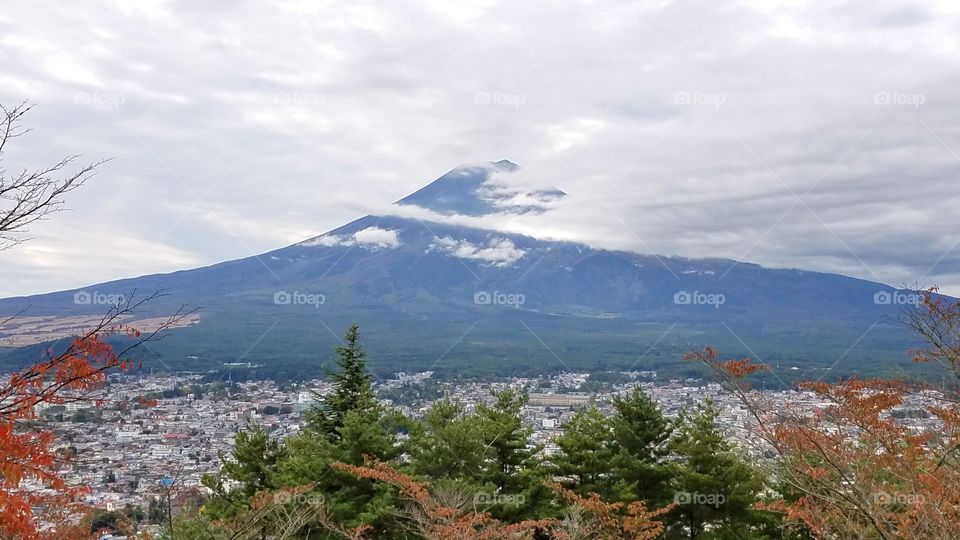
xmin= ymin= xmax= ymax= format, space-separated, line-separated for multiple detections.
xmin=0 ymin=298 xmax=184 ymax=540
xmin=330 ymin=458 xmax=674 ymax=540
xmin=332 ymin=459 xmax=551 ymax=539
xmin=685 ymin=288 xmax=960 ymax=539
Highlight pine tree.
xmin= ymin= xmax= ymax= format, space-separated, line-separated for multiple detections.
xmin=549 ymin=406 xmax=616 ymax=498
xmin=281 ymin=323 xmax=407 ymax=535
xmin=609 ymin=387 xmax=674 ymax=504
xmin=666 ymin=400 xmax=770 ymax=540
xmin=475 ymin=390 xmax=537 ymax=491
xmin=408 ymin=398 xmax=490 ymax=485
xmin=201 ymin=423 xmax=286 ymax=519
xmin=307 ymin=323 xmax=378 ymax=439
xmin=474 ymin=389 xmax=552 ymax=521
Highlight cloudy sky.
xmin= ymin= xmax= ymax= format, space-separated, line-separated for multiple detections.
xmin=1 ymin=0 xmax=959 ymax=297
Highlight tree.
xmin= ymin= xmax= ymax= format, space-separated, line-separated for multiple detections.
xmin=306 ymin=323 xmax=377 ymax=439
xmin=408 ymin=399 xmax=489 ymax=482
xmin=171 ymin=487 xmax=363 ymax=540
xmin=684 ymin=287 xmax=960 ymax=540
xmin=333 ymin=458 xmax=675 ymax=540
xmin=475 ymin=390 xmax=538 ymax=492
xmin=609 ymin=388 xmax=674 ymax=505
xmin=666 ymin=400 xmax=771 ymax=539
xmin=202 ymin=423 xmax=287 ymax=520
xmin=549 ymin=407 xmax=616 ymax=498
xmin=473 ymin=390 xmax=552 ymax=522
xmin=274 ymin=324 xmax=406 ymax=535
xmin=0 ymin=103 xmax=185 ymax=538
xmin=0 ymin=295 xmax=184 ymax=539
xmin=0 ymin=102 xmax=104 ymax=251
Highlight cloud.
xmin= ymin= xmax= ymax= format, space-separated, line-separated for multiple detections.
xmin=302 ymin=226 xmax=400 ymax=250
xmin=0 ymin=0 xmax=959 ymax=295
xmin=353 ymin=226 xmax=401 ymax=248
xmin=428 ymin=236 xmax=526 ymax=266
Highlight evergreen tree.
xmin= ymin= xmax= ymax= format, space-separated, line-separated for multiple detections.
xmin=609 ymin=387 xmax=674 ymax=504
xmin=666 ymin=400 xmax=772 ymax=539
xmin=549 ymin=406 xmax=616 ymax=498
xmin=280 ymin=323 xmax=408 ymax=535
xmin=306 ymin=322 xmax=377 ymax=439
xmin=201 ymin=423 xmax=286 ymax=519
xmin=473 ymin=389 xmax=552 ymax=522
xmin=409 ymin=398 xmax=489 ymax=481
xmin=475 ymin=390 xmax=536 ymax=490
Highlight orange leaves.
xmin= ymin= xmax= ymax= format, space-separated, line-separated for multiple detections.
xmin=333 ymin=459 xmax=432 ymax=506
xmin=683 ymin=347 xmax=768 ymax=379
xmin=333 ymin=458 xmax=550 ymax=539
xmin=718 ymin=358 xmax=769 ymax=378
xmin=548 ymin=482 xmax=674 ymax=540
xmin=711 ymin=364 xmax=960 ymax=537
xmin=333 ymin=458 xmax=674 ymax=540
xmin=0 ymin=332 xmax=135 ymax=539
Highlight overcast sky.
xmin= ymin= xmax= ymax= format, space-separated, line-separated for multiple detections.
xmin=2 ymin=0 xmax=959 ymax=297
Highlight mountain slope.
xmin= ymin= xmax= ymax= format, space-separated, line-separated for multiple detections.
xmin=0 ymin=162 xmax=926 ymax=381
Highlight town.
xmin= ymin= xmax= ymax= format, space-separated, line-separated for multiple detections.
xmin=30 ymin=368 xmax=944 ymax=531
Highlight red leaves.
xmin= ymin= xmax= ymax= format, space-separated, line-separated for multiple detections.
xmin=683 ymin=347 xmax=768 ymax=379
xmin=0 ymin=333 xmax=133 ymax=539
xmin=136 ymin=396 xmax=158 ymax=408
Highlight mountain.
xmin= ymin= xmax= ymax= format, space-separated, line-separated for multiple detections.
xmin=396 ymin=159 xmax=564 ymax=216
xmin=0 ymin=161 xmax=928 ymax=382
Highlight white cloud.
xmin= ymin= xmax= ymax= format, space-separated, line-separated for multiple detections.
xmin=428 ymin=236 xmax=526 ymax=266
xmin=301 ymin=227 xmax=401 ymax=250
xmin=353 ymin=226 xmax=401 ymax=248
